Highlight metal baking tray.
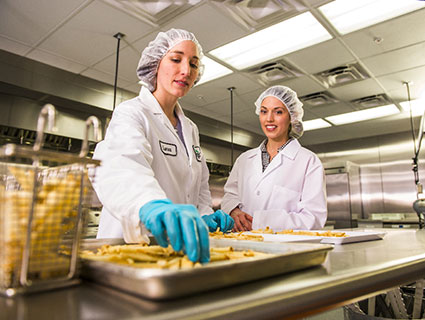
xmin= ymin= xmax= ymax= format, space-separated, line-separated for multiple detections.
xmin=80 ymin=238 xmax=332 ymax=300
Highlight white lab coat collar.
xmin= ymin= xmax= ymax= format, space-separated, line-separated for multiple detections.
xmin=246 ymin=139 xmax=302 ymax=188
xmin=280 ymin=138 xmax=301 ymax=160
xmin=247 ymin=138 xmax=301 ymax=160
xmin=138 ymin=86 xmax=193 ymax=163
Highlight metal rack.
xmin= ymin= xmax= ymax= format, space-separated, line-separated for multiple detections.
xmin=0 ymin=104 xmax=101 ymax=296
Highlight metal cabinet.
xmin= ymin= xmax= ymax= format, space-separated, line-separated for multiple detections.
xmin=324 ymin=161 xmax=362 ymax=228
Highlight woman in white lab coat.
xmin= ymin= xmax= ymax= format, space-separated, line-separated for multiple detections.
xmin=221 ymin=86 xmax=327 ymax=232
xmin=92 ymin=29 xmax=233 ymax=263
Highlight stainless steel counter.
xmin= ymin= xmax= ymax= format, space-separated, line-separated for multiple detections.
xmin=2 ymin=228 xmax=425 ymax=320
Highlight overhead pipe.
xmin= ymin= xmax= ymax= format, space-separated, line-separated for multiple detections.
xmin=227 ymin=87 xmax=236 ymax=166
xmin=113 ymin=32 xmax=125 ymax=111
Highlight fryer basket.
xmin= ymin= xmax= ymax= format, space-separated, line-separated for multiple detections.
xmin=0 ymin=105 xmax=101 ymax=296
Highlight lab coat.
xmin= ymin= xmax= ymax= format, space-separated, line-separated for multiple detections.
xmin=221 ymin=139 xmax=327 ymax=231
xmin=92 ymin=86 xmax=213 ymax=243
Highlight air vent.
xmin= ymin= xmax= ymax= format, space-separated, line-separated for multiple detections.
xmin=0 ymin=125 xmax=84 ymax=153
xmin=300 ymin=92 xmax=339 ymax=106
xmin=351 ymin=94 xmax=392 ymax=109
xmin=102 ymin=0 xmax=202 ymax=26
xmin=211 ymin=0 xmax=307 ymax=29
xmin=246 ymin=61 xmax=303 ymax=85
xmin=315 ymin=63 xmax=370 ymax=88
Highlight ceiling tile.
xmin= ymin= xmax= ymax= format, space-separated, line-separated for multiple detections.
xmin=237 ymin=88 xmax=266 ymax=111
xmin=286 ymin=39 xmax=355 ymax=74
xmin=92 ymin=31 xmax=158 ymax=84
xmin=304 ymin=101 xmax=355 ymax=118
xmin=181 ymin=73 xmax=261 ymax=108
xmin=81 ymin=67 xmax=133 ymax=88
xmin=377 ymin=65 xmax=425 ymax=100
xmin=387 ymin=85 xmax=425 ymax=103
xmin=0 ymin=35 xmax=32 ymax=55
xmin=39 ymin=1 xmax=155 ymax=67
xmin=0 ymin=0 xmax=88 ymax=46
xmin=328 ymin=79 xmax=384 ymax=102
xmin=202 ymin=100 xmax=233 ymax=118
xmin=27 ymin=48 xmax=87 ymax=74
xmin=216 ymin=110 xmax=262 ymax=136
xmin=362 ymin=42 xmax=425 ymax=77
xmin=162 ymin=2 xmax=248 ymax=52
xmin=277 ymin=75 xmax=326 ymax=96
xmin=91 ymin=47 xmax=139 ymax=83
xmin=342 ymin=8 xmax=425 ymax=59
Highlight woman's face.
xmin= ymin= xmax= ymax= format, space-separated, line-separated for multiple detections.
xmin=259 ymin=96 xmax=291 ymax=143
xmin=155 ymin=40 xmax=200 ymax=99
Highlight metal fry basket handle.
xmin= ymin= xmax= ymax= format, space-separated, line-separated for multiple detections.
xmin=33 ymin=104 xmax=57 ymax=152
xmin=79 ymin=116 xmax=102 ymax=158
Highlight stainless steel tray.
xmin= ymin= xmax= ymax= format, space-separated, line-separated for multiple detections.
xmin=80 ymin=239 xmax=332 ymax=300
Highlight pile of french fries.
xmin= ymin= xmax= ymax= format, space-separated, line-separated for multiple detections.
xmin=80 ymin=243 xmax=272 ymax=270
xmin=209 ymin=229 xmax=264 ymax=241
xmin=1 ymin=164 xmax=85 ymax=288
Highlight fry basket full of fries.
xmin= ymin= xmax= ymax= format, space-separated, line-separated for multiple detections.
xmin=0 ymin=104 xmax=102 ymax=296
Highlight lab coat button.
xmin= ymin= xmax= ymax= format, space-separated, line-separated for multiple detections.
xmin=256 ymin=191 xmax=260 ymax=196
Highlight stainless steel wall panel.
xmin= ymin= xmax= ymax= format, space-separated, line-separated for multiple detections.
xmin=324 ymin=162 xmax=362 ymax=227
xmin=360 ymin=164 xmax=384 ymax=219
xmin=325 ymin=173 xmax=351 ymax=225
xmin=347 ymin=162 xmax=362 ymax=220
xmin=312 ymin=131 xmax=425 ymax=219
xmin=381 ymin=160 xmax=419 ymax=213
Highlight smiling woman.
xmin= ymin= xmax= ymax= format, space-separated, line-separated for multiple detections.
xmin=221 ymin=85 xmax=327 ymax=232
xmin=90 ymin=28 xmax=234 ymax=263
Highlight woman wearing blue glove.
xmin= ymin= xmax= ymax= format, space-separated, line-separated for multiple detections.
xmin=92 ymin=29 xmax=234 ymax=263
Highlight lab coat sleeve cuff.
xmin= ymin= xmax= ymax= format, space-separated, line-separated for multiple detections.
xmin=121 ymin=210 xmax=150 ymax=244
xmin=221 ymin=200 xmax=241 ymax=215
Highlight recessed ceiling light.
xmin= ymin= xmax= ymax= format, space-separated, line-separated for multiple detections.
xmin=209 ymin=12 xmax=332 ymax=70
xmin=196 ymin=56 xmax=233 ymax=85
xmin=325 ymin=104 xmax=399 ymax=125
xmin=303 ymin=119 xmax=332 ymax=131
xmin=319 ymin=0 xmax=425 ymax=35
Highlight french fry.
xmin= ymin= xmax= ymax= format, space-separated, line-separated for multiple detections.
xmin=209 ymin=230 xmax=264 ymax=241
xmin=251 ymin=226 xmax=274 ymax=234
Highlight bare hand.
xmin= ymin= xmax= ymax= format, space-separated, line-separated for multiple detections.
xmin=230 ymin=207 xmax=252 ymax=232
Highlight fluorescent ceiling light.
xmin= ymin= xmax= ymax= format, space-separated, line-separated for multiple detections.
xmin=400 ymin=99 xmax=425 ymax=117
xmin=209 ymin=12 xmax=332 ymax=70
xmin=325 ymin=104 xmax=399 ymax=125
xmin=319 ymin=0 xmax=425 ymax=35
xmin=196 ymin=56 xmax=233 ymax=85
xmin=303 ymin=119 xmax=332 ymax=131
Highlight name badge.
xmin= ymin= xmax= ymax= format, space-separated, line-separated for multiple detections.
xmin=159 ymin=141 xmax=177 ymax=156
xmin=192 ymin=145 xmax=202 ymax=162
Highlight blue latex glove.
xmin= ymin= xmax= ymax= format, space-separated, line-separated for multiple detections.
xmin=139 ymin=199 xmax=210 ymax=263
xmin=202 ymin=210 xmax=234 ymax=233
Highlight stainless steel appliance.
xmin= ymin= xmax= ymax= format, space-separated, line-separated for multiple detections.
xmin=324 ymin=161 xmax=362 ymax=228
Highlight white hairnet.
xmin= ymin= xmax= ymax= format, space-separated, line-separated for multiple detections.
xmin=136 ymin=28 xmax=204 ymax=92
xmin=255 ymin=85 xmax=304 ymax=139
